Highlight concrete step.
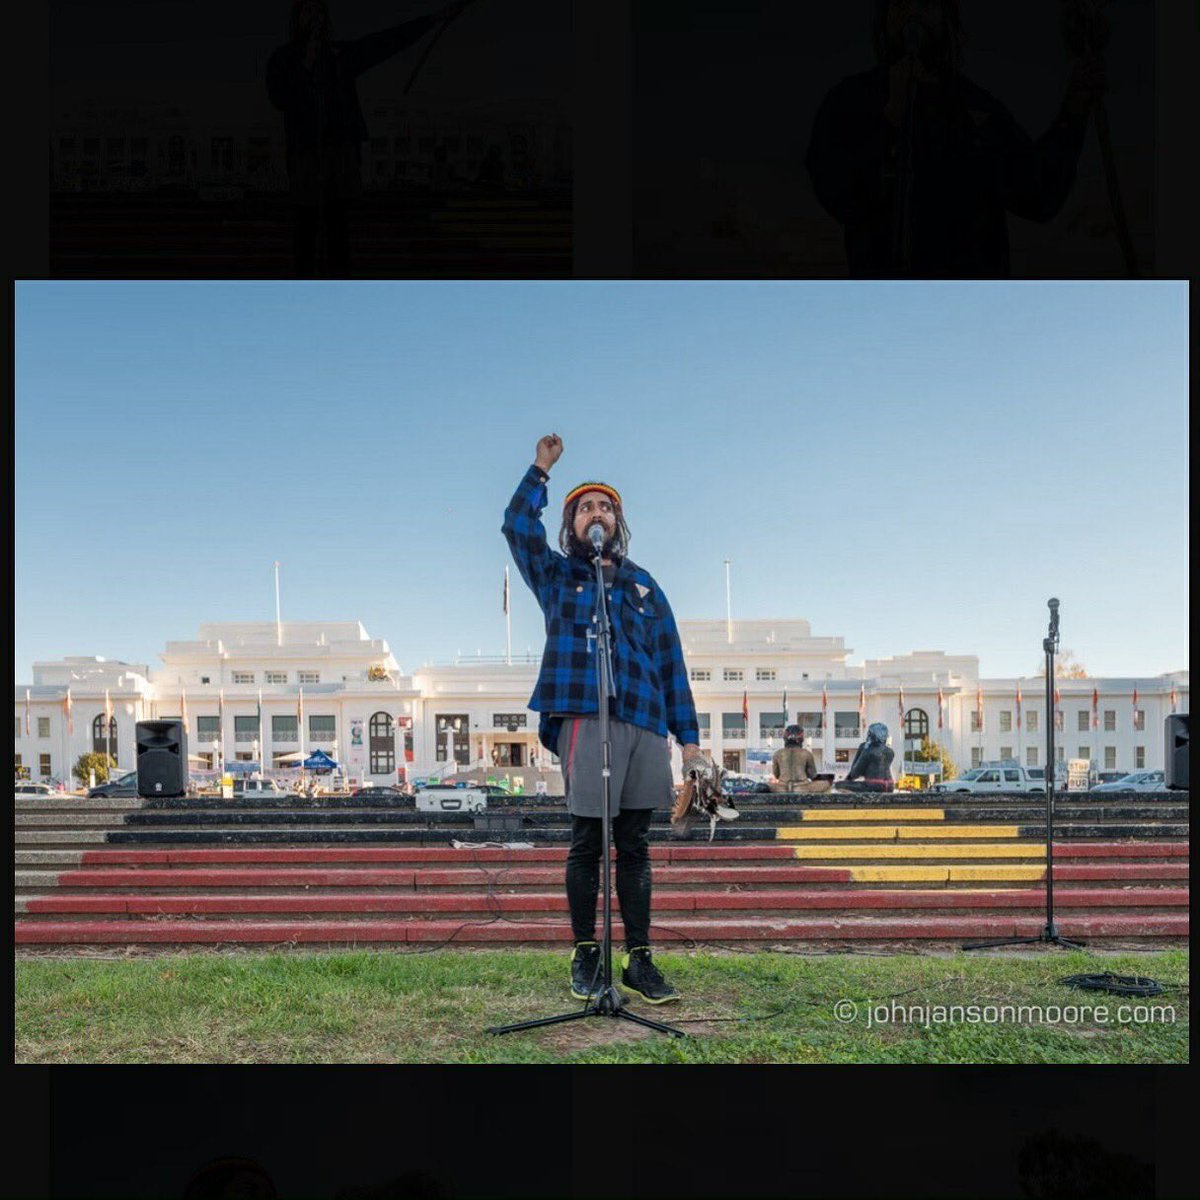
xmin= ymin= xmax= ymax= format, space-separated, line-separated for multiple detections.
xmin=14 ymin=912 xmax=1189 ymax=946
xmin=14 ymin=859 xmax=1188 ymax=896
xmin=16 ymin=887 xmax=1189 ymax=920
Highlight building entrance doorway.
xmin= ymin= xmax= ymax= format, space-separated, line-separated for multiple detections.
xmin=722 ymin=750 xmax=742 ymax=772
xmin=492 ymin=741 xmax=526 ymax=767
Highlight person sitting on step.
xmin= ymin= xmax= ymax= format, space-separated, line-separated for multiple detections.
xmin=769 ymin=725 xmax=833 ymax=794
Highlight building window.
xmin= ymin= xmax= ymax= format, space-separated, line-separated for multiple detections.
xmin=266 ymin=672 xmax=287 ymax=685
xmin=369 ymin=711 xmax=395 ymax=775
xmin=755 ymin=668 xmax=777 ymax=682
xmin=1104 ymin=746 xmax=1116 ymax=769
xmin=759 ymin=711 xmax=785 ymax=740
xmin=1077 ymin=711 xmax=1090 ymax=732
xmin=1078 ymin=746 xmax=1090 ymax=761
xmin=40 ymin=753 xmax=52 ymax=778
xmin=723 ymin=669 xmax=743 ymax=682
xmin=91 ymin=713 xmax=117 ymax=755
xmin=697 ymin=713 xmax=711 ymax=739
xmin=832 ymin=713 xmax=857 ymax=739
xmin=903 ymin=709 xmax=929 ymax=740
xmin=721 ymin=714 xmax=747 ymax=739
xmin=971 ymin=747 xmax=983 ymax=767
xmin=835 ymin=748 xmax=851 ymax=764
xmin=1133 ymin=709 xmax=1144 ymax=731
xmin=234 ymin=715 xmax=260 ymax=744
xmin=197 ymin=715 xmax=220 ymax=743
xmin=1025 ymin=710 xmax=1038 ymax=732
xmin=308 ymin=715 xmax=336 ymax=745
xmin=299 ymin=671 xmax=321 ymax=685
xmin=1103 ymin=710 xmax=1116 ymax=732
xmin=1000 ymin=747 xmax=1013 ymax=762
xmin=272 ymin=715 xmax=298 ymax=743
xmin=435 ymin=713 xmax=470 ymax=764
xmin=1026 ymin=747 xmax=1038 ymax=766
xmin=38 ymin=717 xmax=51 ymax=738
xmin=201 ymin=676 xmax=211 ymax=684
xmin=999 ymin=710 xmax=1012 ymax=732
xmin=233 ymin=671 xmax=255 ymax=685
xmin=1135 ymin=745 xmax=1145 ymax=768
xmin=235 ymin=751 xmax=254 ymax=763
xmin=197 ymin=752 xmax=214 ymax=770
xmin=690 ymin=669 xmax=711 ymax=682
xmin=970 ymin=711 xmax=983 ymax=732
xmin=492 ymin=713 xmax=527 ymax=730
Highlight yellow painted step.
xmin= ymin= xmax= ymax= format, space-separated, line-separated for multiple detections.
xmin=849 ymin=865 xmax=1048 ymax=883
xmin=791 ymin=843 xmax=1042 ymax=860
xmin=797 ymin=808 xmax=945 ymax=821
xmin=778 ymin=824 xmax=1021 ymax=841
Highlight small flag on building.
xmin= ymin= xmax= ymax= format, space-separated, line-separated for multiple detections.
xmin=897 ymin=685 xmax=905 ymax=731
xmin=104 ymin=688 xmax=113 ymax=723
xmin=297 ymin=686 xmax=304 ymax=726
xmin=1054 ymin=686 xmax=1062 ymax=730
xmin=503 ymin=566 xmax=510 ymax=615
xmin=1015 ymin=681 xmax=1022 ymax=721
xmin=975 ymin=685 xmax=984 ymax=729
xmin=64 ymin=688 xmax=74 ymax=735
xmin=936 ymin=686 xmax=944 ymax=730
xmin=1091 ymin=686 xmax=1099 ymax=729
xmin=822 ymin=683 xmax=829 ymax=732
xmin=1170 ymin=684 xmax=1178 ymax=712
xmin=782 ymin=688 xmax=789 ymax=725
xmin=1131 ymin=687 xmax=1139 ymax=727
xmin=858 ymin=683 xmax=866 ymax=729
xmin=742 ymin=689 xmax=749 ymax=722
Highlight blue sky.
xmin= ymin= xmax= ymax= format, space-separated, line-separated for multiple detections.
xmin=14 ymin=281 xmax=1188 ymax=684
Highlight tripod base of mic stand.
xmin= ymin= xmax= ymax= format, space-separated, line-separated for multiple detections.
xmin=963 ymin=923 xmax=1086 ymax=952
xmin=487 ymin=983 xmax=687 ymax=1038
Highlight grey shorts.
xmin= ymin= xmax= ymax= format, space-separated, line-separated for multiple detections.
xmin=555 ymin=717 xmax=674 ymax=818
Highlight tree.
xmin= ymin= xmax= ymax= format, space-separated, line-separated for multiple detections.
xmin=1035 ymin=649 xmax=1089 ymax=678
xmin=73 ymin=751 xmax=117 ymax=788
xmin=910 ymin=736 xmax=957 ymax=780
xmin=15 ymin=757 xmax=31 ymax=781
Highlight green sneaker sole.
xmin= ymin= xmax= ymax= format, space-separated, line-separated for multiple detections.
xmin=619 ymin=980 xmax=681 ymax=1005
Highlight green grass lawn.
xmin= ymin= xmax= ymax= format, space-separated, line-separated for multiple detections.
xmin=15 ymin=946 xmax=1188 ymax=1064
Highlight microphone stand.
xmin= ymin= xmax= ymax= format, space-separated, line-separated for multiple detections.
xmin=489 ymin=534 xmax=685 ymax=1038
xmin=964 ymin=598 xmax=1084 ymax=951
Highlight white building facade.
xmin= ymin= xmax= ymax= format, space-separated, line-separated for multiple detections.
xmin=14 ymin=618 xmax=1189 ymax=786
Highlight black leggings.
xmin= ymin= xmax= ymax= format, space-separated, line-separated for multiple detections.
xmin=565 ymin=808 xmax=654 ymax=951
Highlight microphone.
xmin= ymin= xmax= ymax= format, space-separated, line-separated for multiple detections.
xmin=1048 ymin=597 xmax=1060 ymax=635
xmin=587 ymin=523 xmax=606 ymax=552
xmin=1048 ymin=598 xmax=1060 ymax=613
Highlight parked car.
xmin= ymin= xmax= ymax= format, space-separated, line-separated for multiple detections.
xmin=351 ymin=784 xmax=408 ymax=799
xmin=15 ymin=781 xmax=56 ymax=796
xmin=231 ymin=778 xmax=295 ymax=799
xmin=86 ymin=772 xmax=140 ymax=798
xmin=1090 ymin=770 xmax=1167 ymax=794
xmin=931 ymin=765 xmax=1044 ymax=794
xmin=1091 ymin=770 xmax=1130 ymax=787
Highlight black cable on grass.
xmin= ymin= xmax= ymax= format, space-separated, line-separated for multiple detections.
xmin=1060 ymin=972 xmax=1182 ymax=998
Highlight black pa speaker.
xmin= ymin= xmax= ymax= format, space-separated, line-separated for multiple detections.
xmin=1165 ymin=713 xmax=1189 ymax=790
xmin=136 ymin=719 xmax=188 ymax=797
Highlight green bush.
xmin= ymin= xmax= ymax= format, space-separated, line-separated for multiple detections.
xmin=73 ymin=752 xmax=118 ymax=787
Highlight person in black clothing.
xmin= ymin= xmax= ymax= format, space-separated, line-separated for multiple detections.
xmin=805 ymin=0 xmax=1106 ymax=276
xmin=266 ymin=0 xmax=471 ymax=276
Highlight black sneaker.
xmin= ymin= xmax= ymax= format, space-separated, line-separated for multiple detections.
xmin=620 ymin=946 xmax=680 ymax=1004
xmin=570 ymin=941 xmax=603 ymax=1001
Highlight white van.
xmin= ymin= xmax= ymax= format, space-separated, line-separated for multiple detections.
xmin=931 ymin=765 xmax=1044 ymax=794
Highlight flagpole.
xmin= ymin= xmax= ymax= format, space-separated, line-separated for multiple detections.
xmin=504 ymin=566 xmax=512 ymax=666
xmin=724 ymin=559 xmax=733 ymax=645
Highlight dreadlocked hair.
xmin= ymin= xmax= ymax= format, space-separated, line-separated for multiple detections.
xmin=870 ymin=0 xmax=966 ymax=69
xmin=558 ymin=495 xmax=632 ymax=560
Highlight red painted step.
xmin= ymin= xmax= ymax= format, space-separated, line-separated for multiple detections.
xmin=21 ymin=887 xmax=1190 ymax=916
xmin=36 ymin=861 xmax=1186 ymax=891
xmin=14 ymin=913 xmax=1190 ymax=945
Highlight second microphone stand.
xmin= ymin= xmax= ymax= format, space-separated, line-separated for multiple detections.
xmin=489 ymin=547 xmax=685 ymax=1039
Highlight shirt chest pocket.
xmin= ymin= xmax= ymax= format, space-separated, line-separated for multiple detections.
xmin=554 ymin=581 xmax=600 ymax=627
xmin=622 ymin=595 xmax=657 ymax=651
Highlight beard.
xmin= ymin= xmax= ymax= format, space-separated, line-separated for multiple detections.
xmin=569 ymin=529 xmax=621 ymax=559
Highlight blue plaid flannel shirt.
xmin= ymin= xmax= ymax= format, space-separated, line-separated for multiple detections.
xmin=503 ymin=464 xmax=700 ymax=755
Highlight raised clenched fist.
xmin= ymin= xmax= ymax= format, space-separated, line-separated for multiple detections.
xmin=534 ymin=434 xmax=563 ymax=471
